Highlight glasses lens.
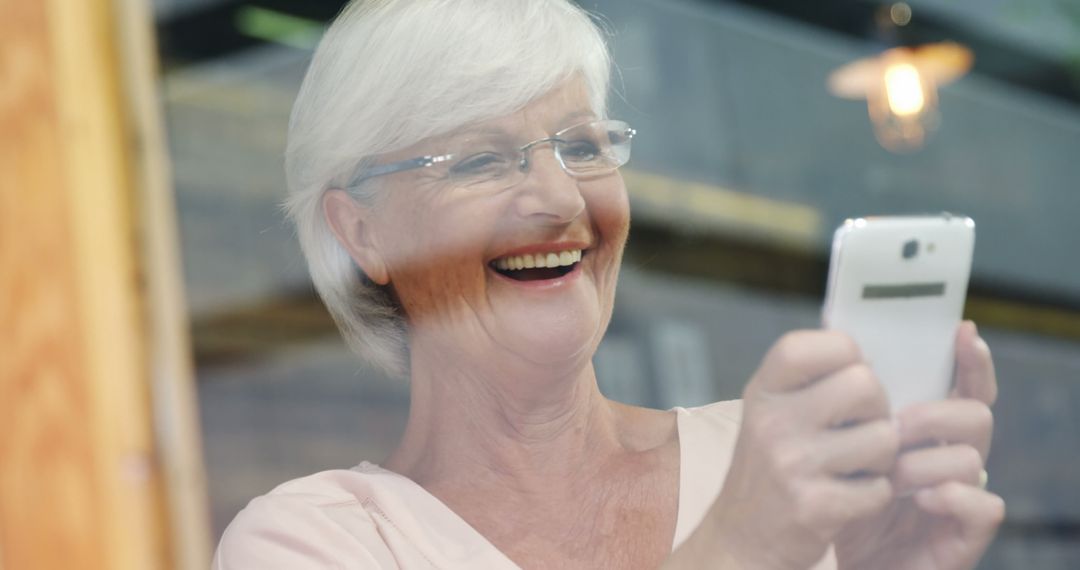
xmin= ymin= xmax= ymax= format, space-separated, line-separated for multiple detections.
xmin=445 ymin=148 xmax=519 ymax=189
xmin=441 ymin=120 xmax=634 ymax=190
xmin=557 ymin=120 xmax=633 ymax=176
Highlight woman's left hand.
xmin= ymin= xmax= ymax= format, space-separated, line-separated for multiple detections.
xmin=834 ymin=321 xmax=1006 ymax=570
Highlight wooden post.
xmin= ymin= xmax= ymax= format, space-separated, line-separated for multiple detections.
xmin=0 ymin=0 xmax=210 ymax=568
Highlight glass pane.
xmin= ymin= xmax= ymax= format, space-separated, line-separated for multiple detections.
xmin=155 ymin=0 xmax=1080 ymax=566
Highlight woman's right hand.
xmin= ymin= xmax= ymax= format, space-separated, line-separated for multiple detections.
xmin=708 ymin=330 xmax=900 ymax=568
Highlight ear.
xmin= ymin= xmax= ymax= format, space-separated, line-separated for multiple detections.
xmin=322 ymin=189 xmax=391 ymax=285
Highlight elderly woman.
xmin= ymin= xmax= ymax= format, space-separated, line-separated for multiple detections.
xmin=214 ymin=1 xmax=1004 ymax=568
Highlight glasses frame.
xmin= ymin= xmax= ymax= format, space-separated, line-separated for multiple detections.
xmin=345 ymin=119 xmax=635 ymax=189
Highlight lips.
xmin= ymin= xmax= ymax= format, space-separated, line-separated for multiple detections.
xmin=489 ymin=246 xmax=586 ymax=282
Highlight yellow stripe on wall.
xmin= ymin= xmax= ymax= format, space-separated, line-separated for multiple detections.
xmin=622 ymin=169 xmax=823 ymax=250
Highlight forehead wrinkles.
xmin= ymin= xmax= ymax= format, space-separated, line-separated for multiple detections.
xmin=456 ymin=80 xmax=593 ymax=142
xmin=522 ymin=82 xmax=592 ymax=130
xmin=406 ymin=116 xmax=520 ymax=155
xmin=400 ymin=79 xmax=594 ymax=155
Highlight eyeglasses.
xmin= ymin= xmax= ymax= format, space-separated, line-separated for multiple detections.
xmin=347 ymin=119 xmax=635 ymax=192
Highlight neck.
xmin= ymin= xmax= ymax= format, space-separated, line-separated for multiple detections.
xmin=384 ymin=344 xmax=624 ymax=496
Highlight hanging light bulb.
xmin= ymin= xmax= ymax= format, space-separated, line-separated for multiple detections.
xmin=869 ymin=48 xmax=939 ymax=150
xmin=828 ymin=42 xmax=972 ymax=153
xmin=884 ymin=62 xmax=926 ymax=116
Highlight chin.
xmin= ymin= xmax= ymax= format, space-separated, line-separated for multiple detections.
xmin=498 ymin=313 xmax=604 ymax=369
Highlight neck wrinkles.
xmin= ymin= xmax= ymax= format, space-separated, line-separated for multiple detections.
xmin=385 ymin=344 xmax=624 ymax=496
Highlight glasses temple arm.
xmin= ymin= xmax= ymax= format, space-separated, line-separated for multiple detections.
xmin=346 ymin=155 xmax=446 ymax=187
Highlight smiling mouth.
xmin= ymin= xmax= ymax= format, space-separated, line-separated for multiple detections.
xmin=490 ymin=249 xmax=584 ymax=282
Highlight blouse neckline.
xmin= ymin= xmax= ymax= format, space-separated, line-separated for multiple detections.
xmin=350 ymin=407 xmax=695 ymax=565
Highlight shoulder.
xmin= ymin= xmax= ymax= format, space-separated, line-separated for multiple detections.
xmin=674 ymin=400 xmax=744 ymax=468
xmin=212 ymin=468 xmax=395 ymax=569
xmin=674 ymin=399 xmax=745 ymax=474
xmin=669 ymin=399 xmax=744 ymax=548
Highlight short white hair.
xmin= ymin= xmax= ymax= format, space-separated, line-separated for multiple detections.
xmin=283 ymin=0 xmax=613 ymax=377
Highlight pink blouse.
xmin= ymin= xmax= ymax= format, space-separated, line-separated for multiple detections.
xmin=213 ymin=400 xmax=837 ymax=569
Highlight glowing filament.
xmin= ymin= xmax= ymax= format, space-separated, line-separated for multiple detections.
xmin=884 ymin=63 xmax=925 ymax=116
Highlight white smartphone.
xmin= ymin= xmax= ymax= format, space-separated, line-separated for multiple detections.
xmin=822 ymin=215 xmax=975 ymax=412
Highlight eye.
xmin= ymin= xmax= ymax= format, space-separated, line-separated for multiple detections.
xmin=448 ymin=152 xmax=511 ymax=177
xmin=560 ymin=139 xmax=601 ymax=162
xmin=608 ymin=129 xmax=633 ymax=145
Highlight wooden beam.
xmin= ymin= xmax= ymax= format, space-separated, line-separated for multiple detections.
xmin=0 ymin=0 xmax=209 ymax=568
xmin=112 ymin=0 xmax=212 ymax=565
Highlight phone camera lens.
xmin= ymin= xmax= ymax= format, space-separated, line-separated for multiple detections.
xmin=902 ymin=239 xmax=919 ymax=259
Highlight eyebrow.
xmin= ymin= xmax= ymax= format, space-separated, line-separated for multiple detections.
xmin=438 ymin=126 xmax=512 ymax=147
xmin=558 ymin=110 xmax=597 ymax=126
xmin=435 ymin=109 xmax=599 ymax=149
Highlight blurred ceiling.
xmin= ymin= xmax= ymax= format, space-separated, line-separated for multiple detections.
xmin=154 ymin=0 xmax=1080 ymax=106
xmin=720 ymin=0 xmax=1080 ymax=105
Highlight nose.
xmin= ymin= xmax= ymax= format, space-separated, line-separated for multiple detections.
xmin=511 ymin=146 xmax=586 ymax=223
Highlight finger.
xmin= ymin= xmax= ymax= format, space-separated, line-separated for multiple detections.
xmin=892 ymin=444 xmax=983 ymax=496
xmin=914 ymin=482 xmax=1005 ymax=565
xmin=953 ymin=321 xmax=997 ymax=405
xmin=752 ymin=330 xmax=862 ymax=393
xmin=897 ymin=399 xmax=994 ymax=460
xmin=809 ymin=476 xmax=894 ymax=528
xmin=818 ymin=419 xmax=899 ymax=477
xmin=804 ymin=363 xmax=890 ymax=428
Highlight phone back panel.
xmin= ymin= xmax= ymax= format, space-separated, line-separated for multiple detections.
xmin=823 ymin=216 xmax=975 ymax=412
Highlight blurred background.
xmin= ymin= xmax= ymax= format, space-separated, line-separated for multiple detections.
xmin=152 ymin=0 xmax=1080 ymax=567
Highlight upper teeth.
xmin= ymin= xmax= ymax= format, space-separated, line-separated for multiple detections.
xmin=494 ymin=249 xmax=582 ymax=271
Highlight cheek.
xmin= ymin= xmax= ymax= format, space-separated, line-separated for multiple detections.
xmin=379 ymin=201 xmax=495 ymax=314
xmin=381 ymin=197 xmax=463 ymax=267
xmin=586 ymin=183 xmax=631 ymax=258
